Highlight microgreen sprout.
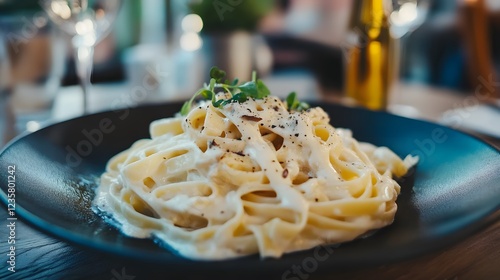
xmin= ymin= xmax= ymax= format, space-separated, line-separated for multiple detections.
xmin=286 ymin=92 xmax=310 ymax=112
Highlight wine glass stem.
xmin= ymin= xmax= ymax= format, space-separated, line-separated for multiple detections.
xmin=73 ymin=43 xmax=94 ymax=114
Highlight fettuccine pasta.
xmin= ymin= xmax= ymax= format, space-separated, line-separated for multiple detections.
xmin=94 ymin=95 xmax=417 ymax=260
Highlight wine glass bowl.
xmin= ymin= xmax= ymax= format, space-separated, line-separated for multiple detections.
xmin=389 ymin=0 xmax=430 ymax=38
xmin=41 ymin=0 xmax=122 ymax=114
xmin=43 ymin=0 xmax=119 ymax=39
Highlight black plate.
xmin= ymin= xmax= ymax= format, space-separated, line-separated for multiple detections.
xmin=1 ymin=102 xmax=499 ymax=276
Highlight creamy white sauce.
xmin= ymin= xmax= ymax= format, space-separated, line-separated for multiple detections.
xmin=94 ymin=96 xmax=417 ymax=260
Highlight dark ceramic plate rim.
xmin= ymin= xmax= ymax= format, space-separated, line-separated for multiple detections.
xmin=1 ymin=101 xmax=499 ymax=273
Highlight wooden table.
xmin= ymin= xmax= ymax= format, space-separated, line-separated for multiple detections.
xmin=1 ymin=208 xmax=498 ymax=280
xmin=1 ymin=81 xmax=499 ymax=279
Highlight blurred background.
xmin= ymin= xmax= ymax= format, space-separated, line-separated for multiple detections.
xmin=1 ymin=0 xmax=499 ymax=145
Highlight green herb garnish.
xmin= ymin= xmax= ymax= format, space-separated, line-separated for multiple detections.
xmin=209 ymin=67 xmax=226 ymax=83
xmin=286 ymin=92 xmax=310 ymax=111
xmin=181 ymin=66 xmax=308 ymax=115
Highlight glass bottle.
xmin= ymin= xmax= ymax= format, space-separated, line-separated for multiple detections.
xmin=344 ymin=0 xmax=396 ymax=110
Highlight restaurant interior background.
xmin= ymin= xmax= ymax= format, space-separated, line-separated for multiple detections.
xmin=0 ymin=0 xmax=499 ymax=146
xmin=0 ymin=1 xmax=499 ymax=279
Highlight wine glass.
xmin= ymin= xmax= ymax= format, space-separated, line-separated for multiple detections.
xmin=386 ymin=0 xmax=431 ymax=116
xmin=41 ymin=0 xmax=122 ymax=114
xmin=0 ymin=13 xmax=66 ymax=145
xmin=388 ymin=0 xmax=431 ymax=80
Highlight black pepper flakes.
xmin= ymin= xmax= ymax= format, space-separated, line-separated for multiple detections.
xmin=233 ymin=151 xmax=245 ymax=156
xmin=241 ymin=115 xmax=262 ymax=122
xmin=282 ymin=169 xmax=289 ymax=178
xmin=209 ymin=140 xmax=219 ymax=148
